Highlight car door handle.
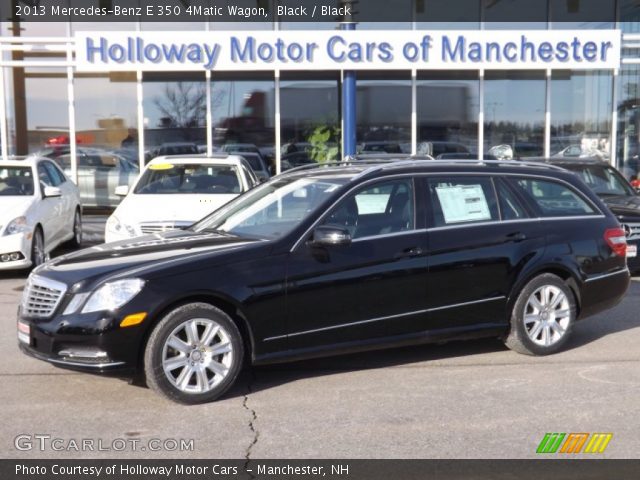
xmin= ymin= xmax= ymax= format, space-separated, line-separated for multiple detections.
xmin=396 ymin=247 xmax=424 ymax=259
xmin=505 ymin=232 xmax=527 ymax=242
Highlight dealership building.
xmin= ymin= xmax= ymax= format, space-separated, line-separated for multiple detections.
xmin=1 ymin=0 xmax=640 ymax=195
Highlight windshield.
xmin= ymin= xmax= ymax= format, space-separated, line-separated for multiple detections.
xmin=0 ymin=167 xmax=34 ymax=196
xmin=134 ymin=164 xmax=242 ymax=194
xmin=566 ymin=164 xmax=636 ymax=197
xmin=192 ymin=176 xmax=349 ymax=239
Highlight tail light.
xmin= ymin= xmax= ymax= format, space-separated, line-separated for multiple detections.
xmin=604 ymin=228 xmax=627 ymax=257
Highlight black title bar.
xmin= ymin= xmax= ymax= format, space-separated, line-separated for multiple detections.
xmin=0 ymin=0 xmax=630 ymax=23
xmin=3 ymin=459 xmax=640 ymax=480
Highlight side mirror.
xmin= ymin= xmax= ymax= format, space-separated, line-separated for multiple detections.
xmin=43 ymin=186 xmax=62 ymax=198
xmin=311 ymin=226 xmax=352 ymax=247
xmin=115 ymin=185 xmax=129 ymax=196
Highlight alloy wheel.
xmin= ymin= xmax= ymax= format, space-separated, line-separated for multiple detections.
xmin=161 ymin=318 xmax=234 ymax=394
xmin=523 ymin=285 xmax=571 ymax=347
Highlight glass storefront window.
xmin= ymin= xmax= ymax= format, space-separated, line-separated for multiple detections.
xmin=417 ymin=71 xmax=479 ymax=157
xmin=549 ymin=0 xmax=614 ymax=29
xmin=23 ymin=69 xmax=69 ymax=154
xmin=484 ymin=71 xmax=545 ymax=159
xmin=143 ymin=72 xmax=207 ymax=161
xmin=416 ymin=0 xmax=480 ymax=29
xmin=74 ymin=72 xmax=138 ymax=156
xmin=356 ymin=72 xmax=412 ymax=154
xmin=620 ymin=0 xmax=640 ymax=33
xmin=280 ymin=72 xmax=340 ymax=168
xmin=210 ymin=72 xmax=275 ymax=169
xmin=617 ymin=66 xmax=640 ymax=181
xmin=483 ymin=0 xmax=547 ymax=29
xmin=550 ymin=70 xmax=612 ymax=160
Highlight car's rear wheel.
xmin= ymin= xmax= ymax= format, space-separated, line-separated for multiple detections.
xmin=30 ymin=228 xmax=45 ymax=269
xmin=504 ymin=273 xmax=576 ymax=356
xmin=144 ymin=303 xmax=244 ymax=404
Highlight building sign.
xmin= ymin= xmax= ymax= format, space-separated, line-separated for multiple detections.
xmin=76 ymin=30 xmax=621 ymax=72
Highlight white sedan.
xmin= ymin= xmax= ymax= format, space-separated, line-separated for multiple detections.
xmin=0 ymin=157 xmax=82 ymax=270
xmin=105 ymin=155 xmax=258 ymax=243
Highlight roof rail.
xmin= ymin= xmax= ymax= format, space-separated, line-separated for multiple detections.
xmin=402 ymin=158 xmax=568 ymax=171
xmin=276 ymin=156 xmax=568 ymax=177
xmin=278 ymin=158 xmax=402 ymax=175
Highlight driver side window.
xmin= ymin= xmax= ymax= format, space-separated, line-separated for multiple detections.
xmin=322 ymin=179 xmax=415 ymax=240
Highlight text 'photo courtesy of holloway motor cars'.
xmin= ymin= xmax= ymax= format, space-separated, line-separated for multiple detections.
xmin=17 ymin=158 xmax=632 ymax=404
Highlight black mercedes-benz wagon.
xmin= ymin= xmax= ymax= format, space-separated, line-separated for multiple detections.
xmin=18 ymin=159 xmax=630 ymax=404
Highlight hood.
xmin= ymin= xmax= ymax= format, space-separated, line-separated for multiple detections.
xmin=38 ymin=229 xmax=262 ymax=288
xmin=599 ymin=194 xmax=640 ymax=219
xmin=114 ymin=194 xmax=237 ymax=225
xmin=0 ymin=196 xmax=34 ymax=224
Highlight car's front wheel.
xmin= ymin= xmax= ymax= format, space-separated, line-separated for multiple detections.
xmin=504 ymin=273 xmax=576 ymax=356
xmin=67 ymin=209 xmax=82 ymax=248
xmin=144 ymin=303 xmax=244 ymax=404
xmin=30 ymin=227 xmax=46 ymax=269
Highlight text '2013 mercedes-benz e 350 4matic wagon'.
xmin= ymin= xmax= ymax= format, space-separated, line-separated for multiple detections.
xmin=17 ymin=159 xmax=630 ymax=404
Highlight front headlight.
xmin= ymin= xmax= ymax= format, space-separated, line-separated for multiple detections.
xmin=3 ymin=216 xmax=30 ymax=236
xmin=106 ymin=215 xmax=136 ymax=237
xmin=81 ymin=278 xmax=145 ymax=313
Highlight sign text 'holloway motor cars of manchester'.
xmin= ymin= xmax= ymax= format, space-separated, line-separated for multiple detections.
xmin=75 ymin=30 xmax=621 ymax=72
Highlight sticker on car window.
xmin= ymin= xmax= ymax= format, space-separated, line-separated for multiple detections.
xmin=435 ymin=184 xmax=491 ymax=224
xmin=149 ymin=163 xmax=174 ymax=170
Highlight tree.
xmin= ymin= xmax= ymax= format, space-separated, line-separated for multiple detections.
xmin=153 ymin=82 xmax=207 ymax=140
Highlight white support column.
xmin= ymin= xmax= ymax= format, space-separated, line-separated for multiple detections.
xmin=136 ymin=70 xmax=145 ymax=171
xmin=205 ymin=69 xmax=212 ymax=156
xmin=0 ymin=63 xmax=8 ymax=160
xmin=610 ymin=68 xmax=619 ymax=167
xmin=275 ymin=69 xmax=281 ymax=175
xmin=66 ymin=37 xmax=78 ymax=184
xmin=478 ymin=69 xmax=484 ymax=161
xmin=544 ymin=68 xmax=551 ymax=158
xmin=411 ymin=69 xmax=417 ymax=155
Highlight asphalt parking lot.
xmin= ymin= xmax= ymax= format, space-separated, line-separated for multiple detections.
xmin=1 ymin=216 xmax=639 ymax=459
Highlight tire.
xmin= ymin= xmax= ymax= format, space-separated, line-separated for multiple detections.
xmin=30 ymin=227 xmax=46 ymax=269
xmin=144 ymin=303 xmax=244 ymax=404
xmin=66 ymin=209 xmax=82 ymax=248
xmin=504 ymin=273 xmax=576 ymax=356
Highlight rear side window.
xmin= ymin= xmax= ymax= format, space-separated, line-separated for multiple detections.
xmin=510 ymin=178 xmax=597 ymax=217
xmin=495 ymin=179 xmax=529 ymax=220
xmin=428 ymin=177 xmax=499 ymax=227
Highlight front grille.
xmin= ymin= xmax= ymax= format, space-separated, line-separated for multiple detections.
xmin=21 ymin=275 xmax=67 ymax=319
xmin=622 ymin=222 xmax=640 ymax=241
xmin=140 ymin=221 xmax=191 ymax=234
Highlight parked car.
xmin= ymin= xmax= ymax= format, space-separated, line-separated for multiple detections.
xmin=18 ymin=158 xmax=629 ymax=404
xmin=358 ymin=141 xmax=403 ymax=154
xmin=543 ymin=157 xmax=640 ymax=272
xmin=105 ymin=154 xmax=258 ymax=243
xmin=0 ymin=157 xmax=81 ymax=270
xmin=553 ymin=145 xmax=609 ymax=160
xmin=222 ymin=143 xmax=262 ymax=157
xmin=227 ymin=152 xmax=270 ymax=182
xmin=40 ymin=147 xmax=139 ymax=208
xmin=147 ymin=143 xmax=199 ymax=162
xmin=418 ymin=141 xmax=470 ymax=157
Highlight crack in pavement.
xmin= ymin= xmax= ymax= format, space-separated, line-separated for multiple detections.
xmin=242 ymin=370 xmax=259 ymax=478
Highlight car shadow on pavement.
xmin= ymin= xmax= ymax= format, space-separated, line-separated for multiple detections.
xmin=223 ymin=337 xmax=510 ymax=400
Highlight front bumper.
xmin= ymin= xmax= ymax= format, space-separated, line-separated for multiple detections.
xmin=0 ymin=232 xmax=31 ymax=270
xmin=17 ymin=298 xmax=152 ymax=374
